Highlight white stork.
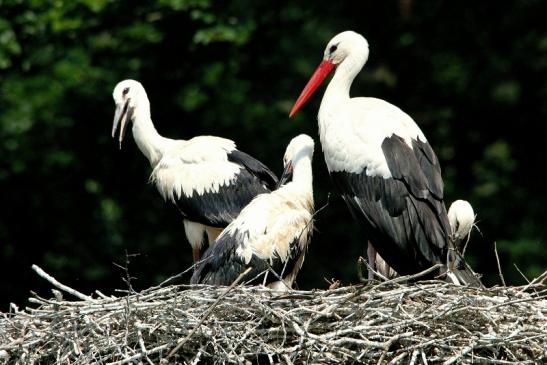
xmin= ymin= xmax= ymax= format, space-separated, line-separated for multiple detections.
xmin=289 ymin=31 xmax=481 ymax=286
xmin=191 ymin=134 xmax=315 ymax=289
xmin=112 ymin=80 xmax=278 ymax=262
xmin=375 ymin=200 xmax=477 ymax=279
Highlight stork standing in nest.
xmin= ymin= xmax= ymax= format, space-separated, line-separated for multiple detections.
xmin=112 ymin=80 xmax=278 ymax=262
xmin=191 ymin=134 xmax=315 ymax=290
xmin=290 ymin=31 xmax=481 ymax=286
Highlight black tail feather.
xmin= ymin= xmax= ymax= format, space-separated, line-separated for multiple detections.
xmin=445 ymin=250 xmax=483 ymax=288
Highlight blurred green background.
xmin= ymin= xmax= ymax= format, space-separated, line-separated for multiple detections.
xmin=1 ymin=0 xmax=546 ymax=308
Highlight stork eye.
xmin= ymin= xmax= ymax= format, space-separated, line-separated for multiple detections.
xmin=122 ymin=87 xmax=130 ymax=95
xmin=329 ymin=44 xmax=338 ymax=53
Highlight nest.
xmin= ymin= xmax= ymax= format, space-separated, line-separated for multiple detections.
xmin=1 ymin=266 xmax=546 ymax=365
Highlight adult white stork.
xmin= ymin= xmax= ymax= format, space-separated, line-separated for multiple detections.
xmin=289 ymin=31 xmax=481 ymax=286
xmin=112 ymin=79 xmax=278 ymax=262
xmin=191 ymin=134 xmax=315 ymax=289
xmin=374 ymin=200 xmax=477 ymax=279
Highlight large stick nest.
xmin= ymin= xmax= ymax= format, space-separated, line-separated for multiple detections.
xmin=1 ymin=267 xmax=546 ymax=364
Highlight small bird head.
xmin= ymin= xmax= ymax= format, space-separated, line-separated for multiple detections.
xmin=112 ymin=79 xmax=148 ymax=149
xmin=278 ymin=134 xmax=315 ymax=187
xmin=448 ymin=199 xmax=476 ymax=246
xmin=289 ymin=31 xmax=369 ymax=117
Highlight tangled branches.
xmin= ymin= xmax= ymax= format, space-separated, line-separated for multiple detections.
xmin=1 ymin=266 xmax=546 ymax=364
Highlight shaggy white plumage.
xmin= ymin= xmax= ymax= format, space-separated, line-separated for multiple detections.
xmin=224 ymin=134 xmax=315 ymax=289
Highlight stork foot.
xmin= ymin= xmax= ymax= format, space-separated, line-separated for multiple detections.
xmin=367 ymin=242 xmax=376 ymax=280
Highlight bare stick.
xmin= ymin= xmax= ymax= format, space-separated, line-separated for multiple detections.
xmin=514 ymin=263 xmax=531 ymax=286
xmin=520 ymin=271 xmax=547 ymax=293
xmin=166 ymin=267 xmax=252 ymax=358
xmin=377 ymin=264 xmax=443 ymax=287
xmin=443 ymin=342 xmax=476 ymax=365
xmin=358 ymin=256 xmax=390 ymax=282
xmin=493 ymin=241 xmax=506 ymax=286
xmin=32 ymin=264 xmax=94 ymax=301
xmin=106 ymin=344 xmax=170 ymax=365
xmin=388 ymin=352 xmax=407 ymax=364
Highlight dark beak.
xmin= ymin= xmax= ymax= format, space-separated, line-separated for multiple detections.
xmin=276 ymin=162 xmax=293 ymax=188
xmin=112 ymin=99 xmax=134 ymax=149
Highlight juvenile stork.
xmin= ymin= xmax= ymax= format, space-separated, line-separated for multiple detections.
xmin=191 ymin=134 xmax=315 ymax=289
xmin=289 ymin=31 xmax=481 ymax=286
xmin=447 ymin=199 xmax=476 ymax=252
xmin=112 ymin=80 xmax=278 ymax=262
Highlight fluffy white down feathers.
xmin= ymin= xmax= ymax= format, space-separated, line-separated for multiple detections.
xmin=447 ymin=200 xmax=476 ymax=242
xmin=220 ymin=134 xmax=315 ymax=288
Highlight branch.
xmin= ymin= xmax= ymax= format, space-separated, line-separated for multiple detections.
xmin=166 ymin=267 xmax=252 ymax=358
xmin=31 ymin=264 xmax=95 ymax=301
xmin=493 ymin=241 xmax=506 ymax=286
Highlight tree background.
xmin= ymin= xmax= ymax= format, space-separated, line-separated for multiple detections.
xmin=1 ymin=0 xmax=545 ymax=308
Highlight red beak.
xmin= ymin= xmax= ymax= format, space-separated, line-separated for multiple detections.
xmin=289 ymin=60 xmax=335 ymax=117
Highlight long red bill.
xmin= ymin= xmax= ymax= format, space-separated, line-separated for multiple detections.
xmin=289 ymin=60 xmax=335 ymax=117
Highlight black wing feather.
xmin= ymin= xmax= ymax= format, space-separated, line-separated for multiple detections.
xmin=227 ymin=149 xmax=278 ymax=190
xmin=330 ymin=135 xmax=451 ymax=276
xmin=191 ymin=229 xmax=304 ymax=286
xmin=173 ymin=150 xmax=278 ymax=228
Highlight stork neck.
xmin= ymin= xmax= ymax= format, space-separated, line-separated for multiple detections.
xmin=291 ymin=156 xmax=314 ymax=198
xmin=131 ymin=108 xmax=171 ymax=167
xmin=322 ymin=54 xmax=365 ymax=109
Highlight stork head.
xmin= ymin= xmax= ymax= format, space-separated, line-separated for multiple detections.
xmin=278 ymin=134 xmax=315 ymax=186
xmin=289 ymin=31 xmax=369 ymax=117
xmin=448 ymin=200 xmax=476 ymax=243
xmin=112 ymin=79 xmax=148 ymax=149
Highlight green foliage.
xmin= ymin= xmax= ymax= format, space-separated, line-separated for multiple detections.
xmin=498 ymin=239 xmax=546 ymax=284
xmin=1 ymin=1 xmax=546 ymax=307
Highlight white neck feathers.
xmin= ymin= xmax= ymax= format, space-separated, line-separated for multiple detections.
xmin=131 ymin=104 xmax=173 ymax=168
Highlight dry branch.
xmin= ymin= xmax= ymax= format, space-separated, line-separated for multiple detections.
xmin=1 ymin=267 xmax=546 ymax=364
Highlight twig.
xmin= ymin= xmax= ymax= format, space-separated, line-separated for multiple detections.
xmin=493 ymin=242 xmax=506 ymax=286
xmin=513 ymin=263 xmax=531 ymax=285
xmin=520 ymin=271 xmax=547 ymax=293
xmin=443 ymin=342 xmax=476 ymax=365
xmin=377 ymin=264 xmax=443 ymax=287
xmin=166 ymin=267 xmax=253 ymax=359
xmin=421 ymin=351 xmax=429 ymax=365
xmin=106 ymin=344 xmax=170 ymax=365
xmin=388 ymin=351 xmax=407 ymax=364
xmin=31 ymin=264 xmax=95 ymax=301
xmin=409 ymin=349 xmax=419 ymax=365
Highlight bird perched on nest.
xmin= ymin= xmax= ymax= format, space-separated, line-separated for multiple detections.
xmin=191 ymin=134 xmax=315 ymax=290
xmin=289 ymin=31 xmax=481 ymax=286
xmin=111 ymin=80 xmax=278 ymax=262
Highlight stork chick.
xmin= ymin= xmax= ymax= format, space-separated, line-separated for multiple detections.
xmin=191 ymin=134 xmax=315 ymax=290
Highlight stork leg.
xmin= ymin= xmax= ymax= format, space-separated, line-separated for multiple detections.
xmin=192 ymin=248 xmax=200 ymax=263
xmin=367 ymin=241 xmax=376 ymax=280
xmin=184 ymin=220 xmax=207 ymax=265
